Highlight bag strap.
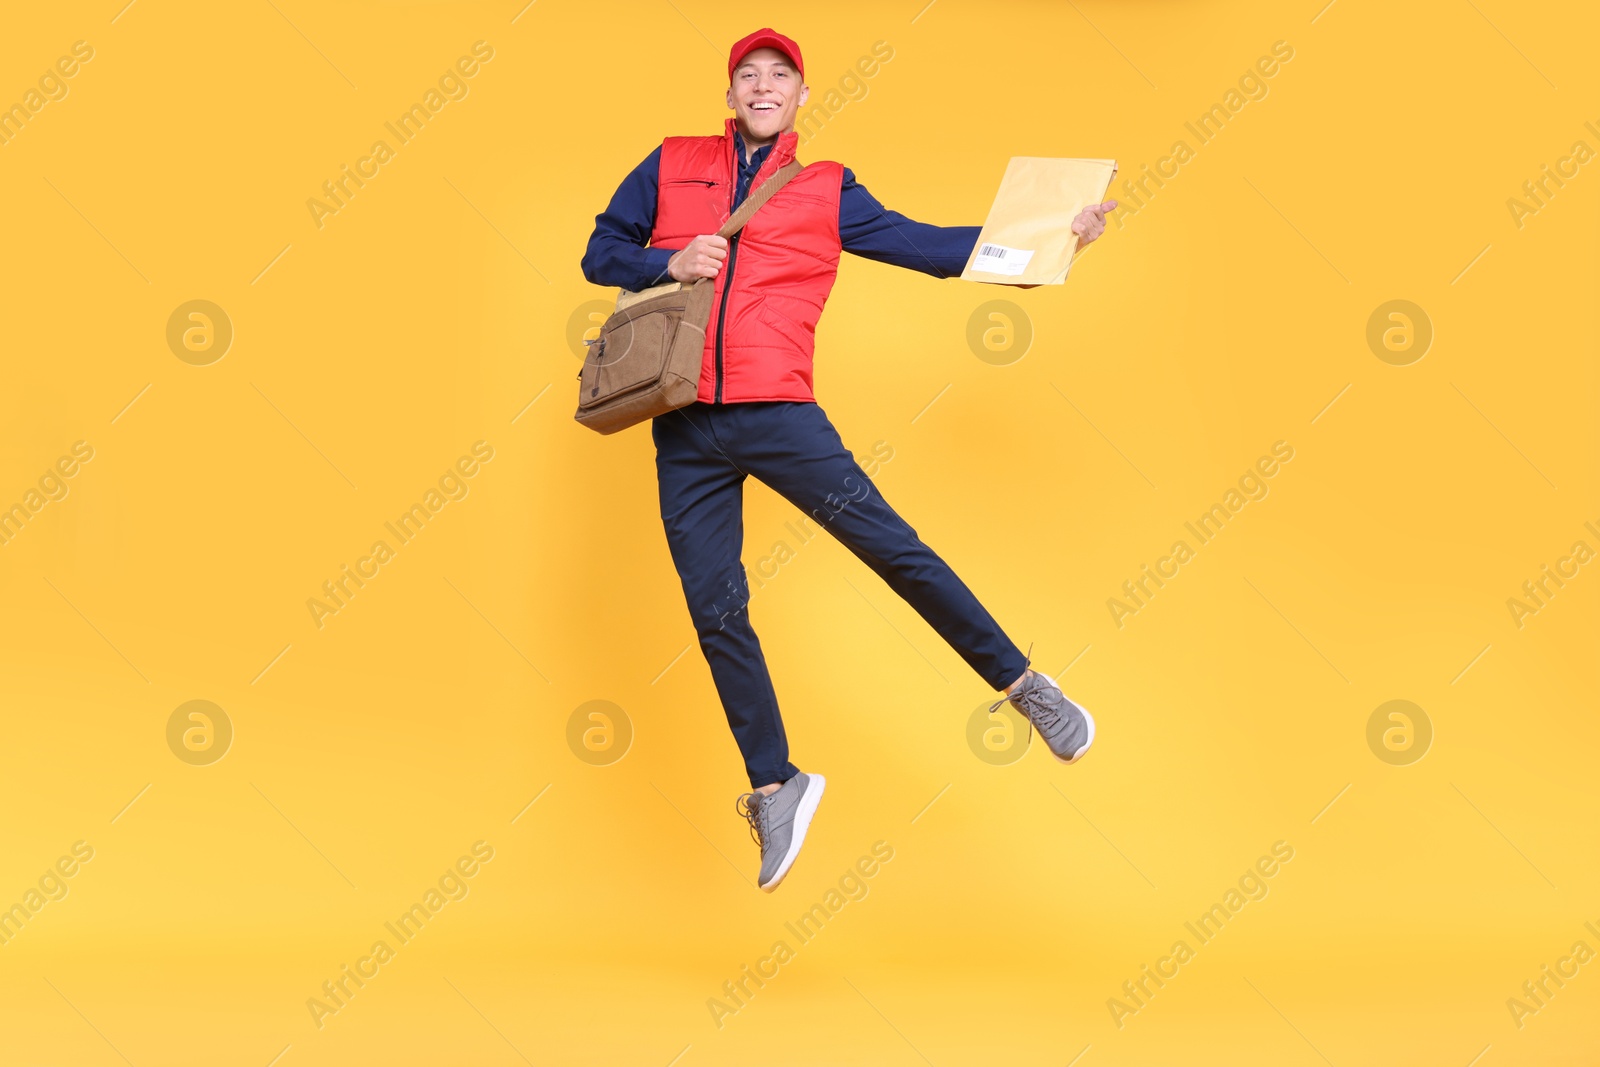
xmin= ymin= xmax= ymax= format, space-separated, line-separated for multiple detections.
xmin=716 ymin=160 xmax=804 ymax=240
xmin=650 ymin=160 xmax=802 ymax=296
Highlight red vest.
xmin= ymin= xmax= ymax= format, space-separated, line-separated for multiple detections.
xmin=652 ymin=119 xmax=843 ymax=403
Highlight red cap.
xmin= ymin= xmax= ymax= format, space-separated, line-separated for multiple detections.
xmin=728 ymin=27 xmax=804 ymax=81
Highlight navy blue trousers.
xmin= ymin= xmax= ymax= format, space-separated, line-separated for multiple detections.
xmin=652 ymin=400 xmax=1029 ymax=788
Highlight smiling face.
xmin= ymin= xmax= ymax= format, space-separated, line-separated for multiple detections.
xmin=726 ymin=47 xmax=808 ymax=149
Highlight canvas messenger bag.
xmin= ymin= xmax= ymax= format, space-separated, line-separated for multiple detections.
xmin=574 ymin=160 xmax=805 ymax=435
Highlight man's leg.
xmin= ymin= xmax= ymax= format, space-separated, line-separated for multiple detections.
xmin=652 ymin=404 xmax=801 ymax=790
xmin=725 ymin=402 xmax=1029 ymax=692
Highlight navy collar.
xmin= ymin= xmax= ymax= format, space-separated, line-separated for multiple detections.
xmin=733 ymin=129 xmax=773 ymax=172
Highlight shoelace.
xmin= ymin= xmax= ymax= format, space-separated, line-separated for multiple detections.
xmin=988 ymin=642 xmax=1059 ymax=743
xmin=735 ymin=792 xmax=769 ymax=850
xmin=1006 ymin=684 xmax=1064 ymax=733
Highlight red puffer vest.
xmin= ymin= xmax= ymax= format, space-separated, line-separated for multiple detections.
xmin=651 ymin=119 xmax=843 ymax=403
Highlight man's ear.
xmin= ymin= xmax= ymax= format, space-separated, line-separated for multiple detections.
xmin=726 ymin=87 xmax=735 ymax=110
xmin=798 ymin=84 xmax=808 ymax=105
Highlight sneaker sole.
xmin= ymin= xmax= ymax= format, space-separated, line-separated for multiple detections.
xmin=1032 ymin=671 xmax=1095 ymax=764
xmin=760 ymin=774 xmax=826 ymax=893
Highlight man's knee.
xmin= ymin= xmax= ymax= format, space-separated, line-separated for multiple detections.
xmin=690 ymin=573 xmax=752 ymax=634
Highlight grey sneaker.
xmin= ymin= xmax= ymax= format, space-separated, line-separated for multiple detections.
xmin=736 ymin=771 xmax=826 ymax=892
xmin=993 ymin=668 xmax=1096 ymax=764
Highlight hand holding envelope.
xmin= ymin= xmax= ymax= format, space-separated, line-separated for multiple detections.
xmin=960 ymin=157 xmax=1120 ymax=286
xmin=1070 ymin=198 xmax=1118 ymax=246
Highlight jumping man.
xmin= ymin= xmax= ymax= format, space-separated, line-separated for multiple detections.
xmin=581 ymin=28 xmax=1115 ymax=890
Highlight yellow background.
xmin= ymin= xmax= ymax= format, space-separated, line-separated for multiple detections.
xmin=2 ymin=0 xmax=1596 ymax=1064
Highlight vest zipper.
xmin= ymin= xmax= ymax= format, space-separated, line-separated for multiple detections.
xmin=712 ymin=233 xmax=741 ymax=404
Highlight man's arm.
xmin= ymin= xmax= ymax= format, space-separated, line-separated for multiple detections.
xmin=838 ymin=167 xmax=1120 ymax=280
xmin=580 ymin=146 xmax=678 ymax=292
xmin=837 ymin=167 xmax=980 ymax=279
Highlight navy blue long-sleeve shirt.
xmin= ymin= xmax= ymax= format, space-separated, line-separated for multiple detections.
xmin=581 ymin=130 xmax=981 ymax=292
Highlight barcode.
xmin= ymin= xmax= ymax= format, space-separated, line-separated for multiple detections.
xmin=979 ymin=244 xmax=1005 ymax=258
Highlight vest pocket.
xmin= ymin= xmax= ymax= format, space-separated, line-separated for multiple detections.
xmin=655 ymin=179 xmax=728 ymax=242
xmin=750 ymin=297 xmax=818 ymax=398
xmin=756 ymin=293 xmax=821 ymax=335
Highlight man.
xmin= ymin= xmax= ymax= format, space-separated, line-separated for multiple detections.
xmin=581 ymin=28 xmax=1115 ymax=891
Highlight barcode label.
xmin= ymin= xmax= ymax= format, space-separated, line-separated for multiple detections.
xmin=972 ymin=242 xmax=1034 ymax=276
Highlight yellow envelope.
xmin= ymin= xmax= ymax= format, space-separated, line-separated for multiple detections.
xmin=960 ymin=157 xmax=1118 ymax=286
